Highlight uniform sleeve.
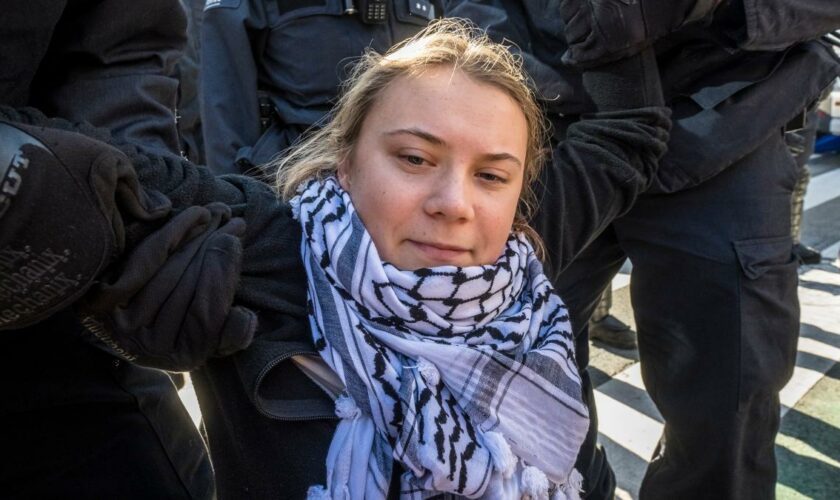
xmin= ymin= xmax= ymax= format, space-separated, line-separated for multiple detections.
xmin=441 ymin=0 xmax=530 ymax=45
xmin=100 ymin=114 xmax=309 ymax=319
xmin=441 ymin=0 xmax=587 ymax=115
xmin=29 ymin=0 xmax=187 ymax=155
xmin=200 ymin=0 xmax=267 ymax=174
xmin=531 ymin=50 xmax=671 ymax=280
xmin=0 ymin=104 xmax=305 ymax=317
xmin=743 ymin=0 xmax=840 ymax=50
xmin=722 ymin=0 xmax=840 ymax=50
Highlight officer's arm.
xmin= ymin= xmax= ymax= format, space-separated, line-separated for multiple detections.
xmin=31 ymin=0 xmax=187 ymax=155
xmin=716 ymin=0 xmax=840 ymax=51
xmin=201 ymin=0 xmax=267 ymax=174
xmin=0 ymin=105 xmax=306 ymax=322
xmin=442 ymin=0 xmax=530 ymax=46
xmin=558 ymin=0 xmax=725 ymax=67
xmin=0 ymin=106 xmax=287 ymax=368
xmin=0 ymin=114 xmax=171 ymax=331
xmin=442 ymin=0 xmax=587 ymax=116
xmin=532 ymin=50 xmax=670 ymax=280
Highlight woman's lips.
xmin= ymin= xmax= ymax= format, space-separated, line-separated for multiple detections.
xmin=409 ymin=240 xmax=469 ymax=263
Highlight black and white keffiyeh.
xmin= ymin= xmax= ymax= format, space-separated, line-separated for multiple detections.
xmin=291 ymin=177 xmax=589 ymax=500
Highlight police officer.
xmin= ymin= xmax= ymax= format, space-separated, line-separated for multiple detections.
xmin=444 ymin=1 xmax=840 ymax=498
xmin=551 ymin=5 xmax=840 ymax=497
xmin=0 ymin=1 xmax=216 ymax=497
xmin=200 ymin=0 xmax=439 ymax=176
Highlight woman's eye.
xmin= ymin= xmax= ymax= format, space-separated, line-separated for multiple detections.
xmin=402 ymin=155 xmax=426 ymax=166
xmin=477 ymin=172 xmax=506 ymax=184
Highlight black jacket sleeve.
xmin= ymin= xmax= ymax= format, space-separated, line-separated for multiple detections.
xmin=531 ymin=50 xmax=671 ymax=281
xmin=441 ymin=0 xmax=591 ymax=117
xmin=0 ymin=117 xmax=171 ymax=330
xmin=725 ymin=0 xmax=840 ymax=51
xmin=24 ymin=0 xmax=187 ymax=155
xmin=651 ymin=39 xmax=840 ymax=194
xmin=0 ymin=105 xmax=306 ymax=311
xmin=0 ymin=106 xmax=306 ymax=353
xmin=103 ymin=114 xmax=309 ymax=322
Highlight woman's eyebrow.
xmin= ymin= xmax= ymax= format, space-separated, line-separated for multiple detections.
xmin=384 ymin=128 xmax=446 ymax=146
xmin=384 ymin=128 xmax=522 ymax=166
xmin=479 ymin=152 xmax=522 ymax=168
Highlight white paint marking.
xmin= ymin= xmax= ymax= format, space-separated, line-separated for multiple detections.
xmin=821 ymin=239 xmax=840 ymax=262
xmin=593 ymin=391 xmax=663 ymax=461
xmin=780 ymin=365 xmax=834 ymax=418
xmin=612 ymin=273 xmax=631 ymax=291
xmin=804 ymin=168 xmax=840 ymax=210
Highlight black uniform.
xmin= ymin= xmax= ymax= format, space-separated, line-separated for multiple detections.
xmin=200 ymin=0 xmax=437 ymax=175
xmin=445 ymin=1 xmax=840 ymax=498
xmin=0 ymin=1 xmax=213 ymax=498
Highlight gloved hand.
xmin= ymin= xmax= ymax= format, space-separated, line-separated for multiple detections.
xmin=0 ymin=121 xmax=170 ymax=330
xmin=77 ymin=202 xmax=257 ymax=371
xmin=0 ymin=106 xmax=301 ymax=351
xmin=559 ymin=0 xmax=724 ymax=67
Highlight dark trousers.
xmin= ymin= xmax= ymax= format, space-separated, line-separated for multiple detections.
xmin=0 ymin=312 xmax=214 ymax=499
xmin=561 ymin=131 xmax=801 ymax=499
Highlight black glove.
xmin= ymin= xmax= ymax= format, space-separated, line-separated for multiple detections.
xmin=78 ymin=202 xmax=257 ymax=371
xmin=559 ymin=0 xmax=724 ymax=67
xmin=0 ymin=121 xmax=170 ymax=330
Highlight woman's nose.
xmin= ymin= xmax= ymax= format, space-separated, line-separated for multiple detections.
xmin=424 ymin=169 xmax=475 ymax=221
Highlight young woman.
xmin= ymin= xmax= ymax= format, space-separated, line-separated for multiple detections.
xmin=270 ymin=21 xmax=588 ymax=499
xmin=183 ymin=19 xmax=667 ymax=499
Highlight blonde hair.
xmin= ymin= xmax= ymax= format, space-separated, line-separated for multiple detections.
xmin=272 ymin=18 xmax=547 ymax=253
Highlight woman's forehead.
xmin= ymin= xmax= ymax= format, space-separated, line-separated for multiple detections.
xmin=363 ymin=67 xmax=528 ymax=156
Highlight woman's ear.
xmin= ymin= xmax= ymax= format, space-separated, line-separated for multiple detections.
xmin=337 ymin=156 xmax=352 ymax=190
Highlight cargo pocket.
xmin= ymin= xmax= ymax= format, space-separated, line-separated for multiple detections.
xmin=733 ymin=235 xmax=799 ymax=409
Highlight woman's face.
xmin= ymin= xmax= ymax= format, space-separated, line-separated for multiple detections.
xmin=338 ymin=66 xmax=528 ymax=270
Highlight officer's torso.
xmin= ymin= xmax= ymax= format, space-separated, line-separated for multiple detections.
xmin=257 ymin=0 xmax=436 ymax=127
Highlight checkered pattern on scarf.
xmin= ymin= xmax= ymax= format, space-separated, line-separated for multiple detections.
xmin=292 ymin=177 xmax=589 ymax=499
